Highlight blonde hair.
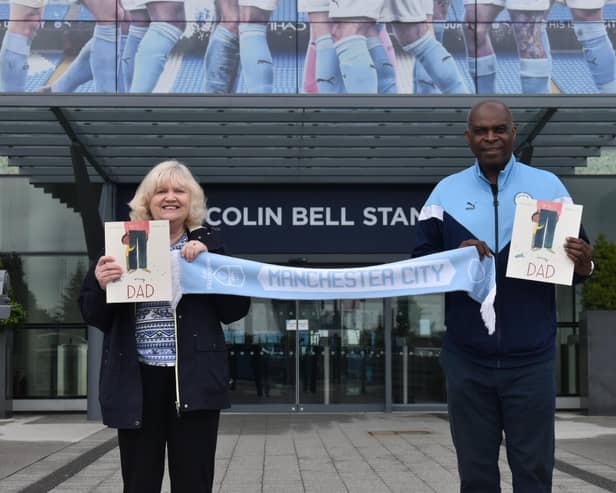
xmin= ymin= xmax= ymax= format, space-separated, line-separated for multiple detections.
xmin=128 ymin=160 xmax=206 ymax=230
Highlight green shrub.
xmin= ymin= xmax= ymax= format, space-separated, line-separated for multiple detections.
xmin=0 ymin=298 xmax=26 ymax=329
xmin=582 ymin=234 xmax=616 ymax=310
xmin=0 ymin=257 xmax=26 ymax=329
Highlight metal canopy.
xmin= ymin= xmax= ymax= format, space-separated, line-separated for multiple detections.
xmin=0 ymin=94 xmax=613 ymax=184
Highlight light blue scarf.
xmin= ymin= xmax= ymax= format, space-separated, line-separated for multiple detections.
xmin=173 ymin=246 xmax=496 ymax=334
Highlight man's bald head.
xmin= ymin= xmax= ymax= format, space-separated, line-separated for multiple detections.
xmin=467 ymin=100 xmax=513 ymax=128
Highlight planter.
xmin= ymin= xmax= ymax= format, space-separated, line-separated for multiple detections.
xmin=580 ymin=310 xmax=616 ymax=416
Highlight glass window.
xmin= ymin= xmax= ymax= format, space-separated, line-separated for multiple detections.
xmin=555 ymin=326 xmax=579 ymax=396
xmin=13 ymin=327 xmax=88 ymax=398
xmin=556 ymin=285 xmax=575 ymax=323
xmin=0 ymin=177 xmax=90 ymax=252
xmin=1 ymin=254 xmax=89 ymax=324
xmin=392 ymin=294 xmax=446 ymax=404
xmin=224 ymin=298 xmax=296 ymax=405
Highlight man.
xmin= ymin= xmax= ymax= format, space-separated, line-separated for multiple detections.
xmin=463 ymin=0 xmax=551 ymax=93
xmin=413 ymin=100 xmax=593 ymax=491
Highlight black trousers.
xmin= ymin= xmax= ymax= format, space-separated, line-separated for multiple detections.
xmin=127 ymin=229 xmax=148 ymax=270
xmin=118 ymin=364 xmax=220 ymax=493
xmin=440 ymin=349 xmax=555 ymax=493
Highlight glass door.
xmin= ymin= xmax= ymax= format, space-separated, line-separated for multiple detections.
xmin=224 ymin=298 xmax=385 ymax=410
xmin=297 ymin=299 xmax=385 ymax=407
xmin=225 ymin=298 xmax=297 ymax=406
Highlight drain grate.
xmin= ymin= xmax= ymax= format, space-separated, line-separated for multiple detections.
xmin=368 ymin=430 xmax=432 ymax=437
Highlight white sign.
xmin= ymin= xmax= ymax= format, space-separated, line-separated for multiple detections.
xmin=506 ymin=199 xmax=583 ymax=286
xmin=286 ymin=319 xmax=309 ymax=331
xmin=206 ymin=206 xmax=421 ymax=227
xmin=104 ymin=220 xmax=172 ymax=303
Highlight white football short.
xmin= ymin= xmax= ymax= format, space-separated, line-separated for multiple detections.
xmin=380 ymin=0 xmax=429 ymax=23
xmin=328 ymin=0 xmax=385 ymax=20
xmin=555 ymin=0 xmax=607 ymax=8
xmin=238 ymin=0 xmax=279 ymax=11
xmin=10 ymin=0 xmax=46 ymax=8
xmin=463 ymin=0 xmax=550 ymax=10
xmin=122 ymin=0 xmax=147 ymax=10
xmin=298 ymin=0 xmax=329 ymax=13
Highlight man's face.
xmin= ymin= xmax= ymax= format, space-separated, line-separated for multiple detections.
xmin=465 ymin=103 xmax=516 ymax=171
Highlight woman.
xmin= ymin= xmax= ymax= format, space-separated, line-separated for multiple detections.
xmin=79 ymin=160 xmax=250 ymax=492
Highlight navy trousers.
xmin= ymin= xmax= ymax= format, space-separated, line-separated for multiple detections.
xmin=118 ymin=364 xmax=220 ymax=493
xmin=440 ymin=348 xmax=555 ymax=493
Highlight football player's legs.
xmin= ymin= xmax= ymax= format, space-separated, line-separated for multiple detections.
xmin=432 ymin=0 xmax=449 ymax=42
xmin=120 ymin=5 xmax=150 ymax=92
xmin=568 ymin=1 xmax=616 ymax=92
xmin=392 ymin=0 xmax=469 ymax=94
xmin=80 ymin=0 xmax=117 ymax=92
xmin=203 ymin=0 xmax=240 ymax=93
xmin=330 ymin=18 xmax=378 ymax=93
xmin=328 ymin=1 xmax=383 ymax=94
xmin=0 ymin=2 xmax=43 ymax=91
xmin=366 ymin=23 xmax=396 ymax=93
xmin=304 ymin=11 xmax=343 ymax=93
xmin=51 ymin=38 xmax=94 ymax=92
xmin=414 ymin=0 xmax=444 ymax=94
xmin=130 ymin=0 xmax=185 ymax=92
xmin=238 ymin=1 xmax=277 ymax=92
xmin=464 ymin=0 xmax=501 ymax=92
xmin=510 ymin=7 xmax=551 ymax=93
xmin=299 ymin=2 xmax=330 ymax=92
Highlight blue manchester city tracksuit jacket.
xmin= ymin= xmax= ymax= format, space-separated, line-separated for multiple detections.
xmin=413 ymin=156 xmax=586 ymax=368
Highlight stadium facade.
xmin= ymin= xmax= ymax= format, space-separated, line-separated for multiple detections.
xmin=1 ymin=0 xmax=616 ymax=415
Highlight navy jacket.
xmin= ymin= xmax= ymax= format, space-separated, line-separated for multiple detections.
xmin=79 ymin=226 xmax=250 ymax=429
xmin=413 ymin=157 xmax=586 ymax=368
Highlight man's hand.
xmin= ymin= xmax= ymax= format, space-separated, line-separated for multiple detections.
xmin=565 ymin=237 xmax=593 ymax=276
xmin=459 ymin=239 xmax=493 ymax=260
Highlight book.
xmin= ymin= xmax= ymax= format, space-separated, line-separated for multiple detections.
xmin=104 ymin=220 xmax=172 ymax=303
xmin=506 ymin=198 xmax=583 ymax=286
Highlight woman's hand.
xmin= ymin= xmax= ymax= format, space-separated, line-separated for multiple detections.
xmin=95 ymin=256 xmax=124 ymax=290
xmin=182 ymin=240 xmax=208 ymax=262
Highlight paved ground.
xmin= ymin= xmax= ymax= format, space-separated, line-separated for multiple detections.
xmin=1 ymin=412 xmax=616 ymax=492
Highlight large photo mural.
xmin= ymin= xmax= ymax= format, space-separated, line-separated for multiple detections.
xmin=0 ymin=0 xmax=614 ymax=94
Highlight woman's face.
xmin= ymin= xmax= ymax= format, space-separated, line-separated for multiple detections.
xmin=149 ymin=178 xmax=191 ymax=227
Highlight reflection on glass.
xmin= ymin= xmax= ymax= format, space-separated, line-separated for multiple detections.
xmin=0 ymin=179 xmax=89 ymax=253
xmin=556 ymin=284 xmax=575 ymax=323
xmin=13 ymin=327 xmax=88 ymax=398
xmin=298 ymin=299 xmax=385 ymax=405
xmin=392 ymin=294 xmax=446 ymax=404
xmin=555 ymin=326 xmax=578 ymax=396
xmin=0 ymin=255 xmax=89 ymax=324
xmin=224 ymin=298 xmax=296 ymax=404
xmin=223 ymin=297 xmax=385 ymax=405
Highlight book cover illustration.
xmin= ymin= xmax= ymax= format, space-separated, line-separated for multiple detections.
xmin=506 ymin=198 xmax=583 ymax=286
xmin=104 ymin=220 xmax=172 ymax=303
